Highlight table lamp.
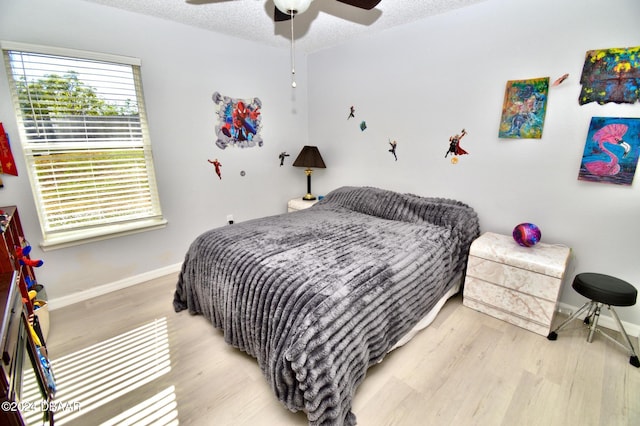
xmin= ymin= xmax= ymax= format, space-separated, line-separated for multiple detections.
xmin=292 ymin=146 xmax=326 ymax=200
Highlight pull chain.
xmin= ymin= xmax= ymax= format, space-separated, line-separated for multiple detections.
xmin=290 ymin=11 xmax=296 ymax=88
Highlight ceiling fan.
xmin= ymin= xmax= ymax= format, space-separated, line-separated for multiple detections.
xmin=187 ymin=0 xmax=382 ymax=22
xmin=186 ymin=0 xmax=383 ymax=87
xmin=272 ymin=0 xmax=382 ymax=21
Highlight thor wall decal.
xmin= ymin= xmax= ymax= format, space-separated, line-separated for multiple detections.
xmin=212 ymin=91 xmax=263 ymax=149
xmin=578 ymin=117 xmax=640 ymax=186
xmin=579 ymin=46 xmax=640 ymax=105
xmin=498 ymin=77 xmax=549 ymax=139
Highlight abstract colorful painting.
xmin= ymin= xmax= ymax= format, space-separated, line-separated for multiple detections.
xmin=498 ymin=77 xmax=549 ymax=139
xmin=212 ymin=91 xmax=263 ymax=149
xmin=579 ymin=46 xmax=640 ymax=105
xmin=578 ymin=117 xmax=640 ymax=186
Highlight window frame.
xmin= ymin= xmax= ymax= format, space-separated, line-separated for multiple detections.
xmin=2 ymin=41 xmax=166 ymax=250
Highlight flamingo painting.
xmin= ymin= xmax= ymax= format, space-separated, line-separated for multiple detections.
xmin=579 ymin=117 xmax=640 ymax=186
xmin=584 ymin=123 xmax=630 ymax=176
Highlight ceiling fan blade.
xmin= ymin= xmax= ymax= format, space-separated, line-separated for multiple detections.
xmin=335 ymin=0 xmax=382 ymax=10
xmin=274 ymin=5 xmax=294 ymax=21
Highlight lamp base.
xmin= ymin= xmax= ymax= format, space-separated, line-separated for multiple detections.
xmin=302 ymin=169 xmax=316 ymax=200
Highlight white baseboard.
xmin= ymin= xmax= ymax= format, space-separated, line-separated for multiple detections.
xmin=48 ymin=263 xmax=182 ymax=310
xmin=557 ymin=301 xmax=640 ymax=340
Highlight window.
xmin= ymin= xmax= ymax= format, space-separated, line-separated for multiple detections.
xmin=2 ymin=41 xmax=165 ymax=249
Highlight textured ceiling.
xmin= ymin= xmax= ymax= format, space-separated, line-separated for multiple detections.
xmin=82 ymin=0 xmax=487 ymax=53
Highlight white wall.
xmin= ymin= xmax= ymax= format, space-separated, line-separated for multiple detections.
xmin=307 ymin=0 xmax=640 ymax=325
xmin=0 ymin=0 xmax=309 ymax=301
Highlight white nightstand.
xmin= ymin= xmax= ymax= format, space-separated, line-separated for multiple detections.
xmin=287 ymin=198 xmax=319 ymax=212
xmin=463 ymin=232 xmax=571 ymax=336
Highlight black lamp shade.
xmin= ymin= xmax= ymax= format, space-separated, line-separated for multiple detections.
xmin=292 ymin=146 xmax=326 ymax=169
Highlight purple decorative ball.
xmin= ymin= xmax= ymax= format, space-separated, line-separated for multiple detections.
xmin=512 ymin=223 xmax=541 ymax=247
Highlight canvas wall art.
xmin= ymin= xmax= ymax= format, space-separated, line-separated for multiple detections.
xmin=579 ymin=46 xmax=640 ymax=105
xmin=498 ymin=77 xmax=549 ymax=139
xmin=578 ymin=117 xmax=640 ymax=186
xmin=212 ymin=91 xmax=263 ymax=149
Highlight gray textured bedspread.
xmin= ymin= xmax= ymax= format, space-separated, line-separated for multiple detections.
xmin=173 ymin=186 xmax=480 ymax=425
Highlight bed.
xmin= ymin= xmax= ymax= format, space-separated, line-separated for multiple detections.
xmin=173 ymin=186 xmax=480 ymax=425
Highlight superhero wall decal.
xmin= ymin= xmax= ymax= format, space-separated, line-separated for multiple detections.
xmin=212 ymin=91 xmax=263 ymax=149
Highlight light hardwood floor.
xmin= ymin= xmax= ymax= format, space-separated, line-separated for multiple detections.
xmin=42 ymin=273 xmax=640 ymax=426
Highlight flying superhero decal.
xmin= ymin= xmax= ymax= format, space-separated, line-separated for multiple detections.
xmin=208 ymin=158 xmax=222 ymax=179
xmin=212 ymin=91 xmax=263 ymax=149
xmin=388 ymin=139 xmax=398 ymax=161
xmin=445 ymin=129 xmax=468 ymax=163
xmin=279 ymin=151 xmax=290 ymax=166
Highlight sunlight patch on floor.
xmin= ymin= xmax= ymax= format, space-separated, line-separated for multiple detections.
xmin=100 ymin=385 xmax=178 ymax=426
xmin=22 ymin=317 xmax=175 ymax=425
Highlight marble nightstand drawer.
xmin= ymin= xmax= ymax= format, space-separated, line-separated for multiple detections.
xmin=464 ymin=277 xmax=557 ymax=335
xmin=463 ymin=232 xmax=571 ymax=336
xmin=466 ymin=257 xmax=562 ymax=302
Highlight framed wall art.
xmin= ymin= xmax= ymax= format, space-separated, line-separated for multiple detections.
xmin=498 ymin=77 xmax=549 ymax=139
xmin=579 ymin=46 xmax=640 ymax=105
xmin=578 ymin=117 xmax=640 ymax=186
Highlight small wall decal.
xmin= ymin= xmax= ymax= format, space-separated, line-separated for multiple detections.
xmin=388 ymin=139 xmax=397 ymax=161
xmin=445 ymin=129 xmax=468 ymax=162
xmin=279 ymin=152 xmax=290 ymax=166
xmin=552 ymin=73 xmax=569 ymax=86
xmin=360 ymin=121 xmax=367 ymax=131
xmin=208 ymin=158 xmax=222 ymax=179
xmin=347 ymin=106 xmax=355 ymax=120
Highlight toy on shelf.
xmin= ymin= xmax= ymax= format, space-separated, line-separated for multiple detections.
xmin=15 ymin=244 xmax=44 ymax=268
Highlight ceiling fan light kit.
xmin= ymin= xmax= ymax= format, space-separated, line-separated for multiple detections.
xmin=273 ymin=0 xmax=314 ymax=16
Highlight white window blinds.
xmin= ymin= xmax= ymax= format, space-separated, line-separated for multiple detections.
xmin=2 ymin=42 xmax=165 ymax=248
